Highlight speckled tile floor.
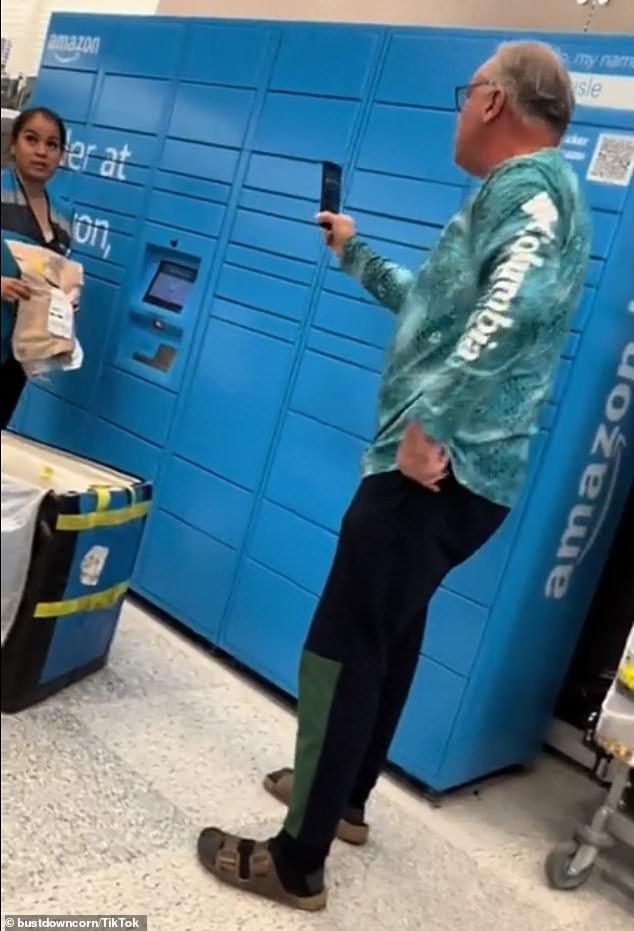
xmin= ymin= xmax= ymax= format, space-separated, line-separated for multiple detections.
xmin=2 ymin=601 xmax=633 ymax=931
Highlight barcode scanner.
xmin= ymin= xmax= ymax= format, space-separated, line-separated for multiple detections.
xmin=319 ymin=161 xmax=342 ymax=230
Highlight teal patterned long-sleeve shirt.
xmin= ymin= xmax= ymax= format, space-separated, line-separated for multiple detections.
xmin=340 ymin=149 xmax=591 ymax=508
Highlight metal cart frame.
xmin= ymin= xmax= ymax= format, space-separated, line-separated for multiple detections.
xmin=545 ymin=759 xmax=633 ymax=890
xmin=545 ymin=622 xmax=634 ymax=891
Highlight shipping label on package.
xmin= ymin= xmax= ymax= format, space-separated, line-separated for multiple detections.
xmin=48 ymin=289 xmax=74 ymax=340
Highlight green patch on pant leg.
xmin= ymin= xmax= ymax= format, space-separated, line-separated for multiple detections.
xmin=284 ymin=649 xmax=342 ymax=838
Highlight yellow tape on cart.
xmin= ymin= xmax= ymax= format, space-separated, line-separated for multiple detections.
xmin=34 ymin=581 xmax=129 ymax=619
xmin=91 ymin=485 xmax=112 ymax=512
xmin=56 ymin=500 xmax=150 ymax=532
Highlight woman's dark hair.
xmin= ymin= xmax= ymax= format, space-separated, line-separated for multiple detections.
xmin=11 ymin=107 xmax=67 ymax=151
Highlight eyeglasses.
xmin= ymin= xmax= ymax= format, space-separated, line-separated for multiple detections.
xmin=455 ymin=81 xmax=497 ymax=111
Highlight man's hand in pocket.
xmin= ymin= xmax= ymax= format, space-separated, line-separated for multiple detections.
xmin=397 ymin=423 xmax=449 ymax=493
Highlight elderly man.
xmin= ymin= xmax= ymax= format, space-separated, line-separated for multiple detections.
xmin=197 ymin=41 xmax=591 ymax=910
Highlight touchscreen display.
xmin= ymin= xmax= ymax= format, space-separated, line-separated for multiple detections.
xmin=144 ymin=261 xmax=197 ymax=312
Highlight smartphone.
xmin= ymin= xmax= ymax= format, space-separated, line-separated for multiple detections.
xmin=320 ymin=161 xmax=342 ymax=228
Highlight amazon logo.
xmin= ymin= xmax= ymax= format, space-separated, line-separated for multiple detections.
xmin=546 ymin=330 xmax=634 ymax=600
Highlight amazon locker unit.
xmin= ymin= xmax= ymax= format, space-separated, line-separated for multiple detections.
xmin=12 ymin=14 xmax=634 ymax=790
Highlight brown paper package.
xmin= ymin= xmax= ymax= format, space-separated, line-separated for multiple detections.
xmin=7 ymin=240 xmax=84 ymax=365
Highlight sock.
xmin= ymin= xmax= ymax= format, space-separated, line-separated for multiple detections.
xmin=268 ymin=831 xmax=326 ymax=897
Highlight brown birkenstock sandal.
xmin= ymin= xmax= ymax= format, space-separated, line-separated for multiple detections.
xmin=197 ymin=828 xmax=327 ymax=912
xmin=263 ymin=767 xmax=370 ymax=846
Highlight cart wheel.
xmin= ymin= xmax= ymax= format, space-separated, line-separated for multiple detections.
xmin=545 ymin=842 xmax=596 ymax=890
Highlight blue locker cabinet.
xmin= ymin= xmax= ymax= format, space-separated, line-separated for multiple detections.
xmin=16 ymin=14 xmax=634 ymax=791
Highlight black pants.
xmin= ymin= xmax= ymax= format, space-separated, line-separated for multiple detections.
xmin=281 ymin=471 xmax=508 ymax=865
xmin=0 ymin=351 xmax=27 ymax=430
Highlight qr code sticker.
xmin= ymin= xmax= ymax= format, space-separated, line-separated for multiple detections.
xmin=587 ymin=133 xmax=634 ymax=187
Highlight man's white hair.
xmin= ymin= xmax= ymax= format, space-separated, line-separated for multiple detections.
xmin=491 ymin=41 xmax=575 ymax=137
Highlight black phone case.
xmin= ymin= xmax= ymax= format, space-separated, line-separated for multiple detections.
xmin=320 ymin=161 xmax=342 ymax=218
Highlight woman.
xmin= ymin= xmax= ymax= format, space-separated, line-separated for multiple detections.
xmin=1 ymin=107 xmax=72 ymax=429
